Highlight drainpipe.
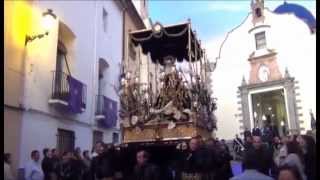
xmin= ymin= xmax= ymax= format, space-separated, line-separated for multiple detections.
xmin=122 ymin=5 xmax=126 ymax=68
xmin=120 ymin=2 xmax=126 ymax=143
xmin=91 ymin=0 xmax=98 ymax=130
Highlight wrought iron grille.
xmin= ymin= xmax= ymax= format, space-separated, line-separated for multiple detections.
xmin=51 ymin=71 xmax=87 ymax=110
xmin=57 ymin=129 xmax=75 ymax=153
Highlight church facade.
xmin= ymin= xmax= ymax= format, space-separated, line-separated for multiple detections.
xmin=212 ymin=0 xmax=316 ymax=139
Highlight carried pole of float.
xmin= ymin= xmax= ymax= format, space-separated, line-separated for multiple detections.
xmin=203 ymin=49 xmax=207 ymax=84
xmin=138 ymin=45 xmax=142 ymax=93
xmin=155 ymin=62 xmax=158 ymax=95
xmin=187 ymin=19 xmax=194 ymax=85
xmin=188 ymin=19 xmax=197 ymax=128
xmin=127 ymin=30 xmax=131 ymax=74
xmin=194 ymin=31 xmax=198 ymax=77
xmin=147 ymin=53 xmax=149 ymax=87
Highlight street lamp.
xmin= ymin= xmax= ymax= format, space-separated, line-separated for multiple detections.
xmin=25 ymin=9 xmax=57 ymax=45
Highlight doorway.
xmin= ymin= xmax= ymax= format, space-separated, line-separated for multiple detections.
xmin=250 ymin=89 xmax=289 ymax=136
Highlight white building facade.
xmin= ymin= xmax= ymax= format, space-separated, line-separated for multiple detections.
xmin=4 ymin=0 xmax=128 ymax=176
xmin=212 ymin=0 xmax=316 ymax=140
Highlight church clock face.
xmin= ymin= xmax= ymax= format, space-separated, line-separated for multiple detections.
xmin=258 ymin=65 xmax=270 ymax=82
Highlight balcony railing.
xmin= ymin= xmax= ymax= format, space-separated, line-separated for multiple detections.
xmin=49 ymin=71 xmax=87 ymax=112
xmin=95 ymin=95 xmax=117 ymax=128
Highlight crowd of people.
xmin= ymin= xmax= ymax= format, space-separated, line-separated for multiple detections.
xmin=231 ymin=129 xmax=316 ymax=180
xmin=4 ymin=130 xmax=316 ymax=180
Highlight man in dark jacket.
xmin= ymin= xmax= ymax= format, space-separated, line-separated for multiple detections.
xmin=51 ymin=149 xmax=61 ymax=180
xmin=82 ymin=150 xmax=91 ymax=180
xmin=91 ymin=142 xmax=116 ymax=180
xmin=214 ymin=141 xmax=233 ymax=180
xmin=204 ymin=138 xmax=218 ymax=180
xmin=60 ymin=151 xmax=78 ymax=180
xmin=42 ymin=148 xmax=54 ymax=180
xmin=73 ymin=149 xmax=85 ymax=180
xmin=251 ymin=136 xmax=274 ymax=176
xmin=132 ymin=150 xmax=160 ymax=180
xmin=180 ymin=136 xmax=209 ymax=180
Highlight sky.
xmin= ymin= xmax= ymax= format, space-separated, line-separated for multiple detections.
xmin=148 ymin=0 xmax=316 ymax=60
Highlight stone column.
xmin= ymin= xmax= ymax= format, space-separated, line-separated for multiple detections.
xmin=284 ymin=78 xmax=299 ymax=134
xmin=240 ymin=87 xmax=252 ymax=130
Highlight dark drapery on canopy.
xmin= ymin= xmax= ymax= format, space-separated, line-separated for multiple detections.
xmin=130 ymin=22 xmax=203 ymax=65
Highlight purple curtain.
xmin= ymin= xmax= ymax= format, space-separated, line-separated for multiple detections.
xmin=103 ymin=96 xmax=118 ymax=128
xmin=67 ymin=76 xmax=83 ymax=113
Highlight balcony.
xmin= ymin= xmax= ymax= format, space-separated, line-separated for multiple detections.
xmin=95 ymin=95 xmax=117 ymax=128
xmin=48 ymin=71 xmax=87 ymax=113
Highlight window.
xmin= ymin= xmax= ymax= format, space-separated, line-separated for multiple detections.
xmin=93 ymin=130 xmax=103 ymax=147
xmin=57 ymin=129 xmax=75 ymax=153
xmin=255 ymin=8 xmax=262 ymax=18
xmin=112 ymin=132 xmax=119 ymax=144
xmin=102 ymin=8 xmax=108 ymax=33
xmin=255 ymin=31 xmax=266 ymax=50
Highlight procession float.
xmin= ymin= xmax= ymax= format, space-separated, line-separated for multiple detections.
xmin=119 ymin=20 xmax=217 ymax=144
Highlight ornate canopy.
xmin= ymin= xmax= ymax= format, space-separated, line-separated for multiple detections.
xmin=130 ymin=21 xmax=203 ymax=65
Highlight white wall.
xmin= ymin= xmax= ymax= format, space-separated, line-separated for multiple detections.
xmin=24 ymin=1 xmax=96 ymax=124
xmin=212 ymin=9 xmax=316 ymax=140
xmin=19 ymin=111 xmax=94 ymax=168
xmin=95 ymin=0 xmax=123 ymax=129
xmin=19 ymin=0 xmax=123 ymax=166
xmin=23 ymin=0 xmax=123 ymax=127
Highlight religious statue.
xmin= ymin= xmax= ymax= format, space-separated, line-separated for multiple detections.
xmin=151 ymin=55 xmax=192 ymax=124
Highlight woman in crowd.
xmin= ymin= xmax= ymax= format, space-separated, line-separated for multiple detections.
xmin=279 ymin=141 xmax=306 ymax=180
xmin=296 ymin=135 xmax=316 ymax=180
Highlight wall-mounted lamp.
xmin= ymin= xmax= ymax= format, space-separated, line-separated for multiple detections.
xmin=25 ymin=9 xmax=57 ymax=45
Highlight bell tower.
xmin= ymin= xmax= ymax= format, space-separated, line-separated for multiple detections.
xmin=251 ymin=0 xmax=265 ymax=25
